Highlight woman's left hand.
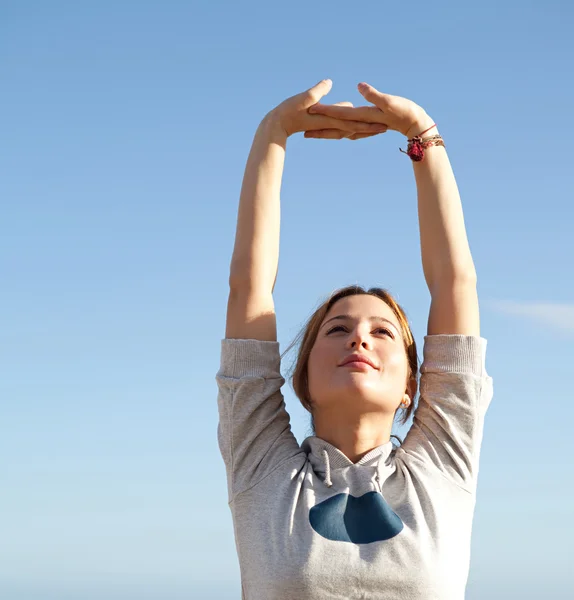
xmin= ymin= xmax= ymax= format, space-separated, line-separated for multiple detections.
xmin=307 ymin=82 xmax=434 ymax=139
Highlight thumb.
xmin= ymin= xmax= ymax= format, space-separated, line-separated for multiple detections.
xmin=305 ymin=78 xmax=333 ymax=104
xmin=358 ymin=82 xmax=389 ymax=107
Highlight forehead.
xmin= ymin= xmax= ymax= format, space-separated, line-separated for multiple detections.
xmin=324 ymin=295 xmax=399 ymax=326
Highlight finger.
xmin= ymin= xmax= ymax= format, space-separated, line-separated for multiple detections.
xmin=304 ymin=130 xmax=353 ymax=140
xmin=329 ymin=117 xmax=387 ymax=133
xmin=346 ymin=132 xmax=382 ymax=140
xmin=304 ymin=129 xmax=348 ymax=139
xmin=304 ymin=100 xmax=354 ymax=122
xmin=308 ymin=115 xmax=388 ymax=133
xmin=305 ymin=129 xmax=386 ymax=140
xmin=305 ymin=79 xmax=333 ymax=105
xmin=304 ymin=100 xmax=353 ymax=119
xmin=357 ymin=82 xmax=392 ymax=109
xmin=308 ymin=104 xmax=384 ymax=124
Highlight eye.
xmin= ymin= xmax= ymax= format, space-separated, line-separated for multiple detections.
xmin=326 ymin=325 xmax=393 ymax=338
xmin=326 ymin=326 xmax=346 ymax=334
xmin=377 ymin=328 xmax=393 ymax=337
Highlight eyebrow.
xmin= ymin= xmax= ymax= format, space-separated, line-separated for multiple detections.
xmin=321 ymin=314 xmax=400 ymax=334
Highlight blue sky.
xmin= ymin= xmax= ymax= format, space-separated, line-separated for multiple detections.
xmin=2 ymin=1 xmax=573 ymax=598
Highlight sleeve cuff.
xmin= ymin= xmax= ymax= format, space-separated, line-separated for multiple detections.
xmin=420 ymin=335 xmax=488 ymax=377
xmin=217 ymin=338 xmax=283 ymax=379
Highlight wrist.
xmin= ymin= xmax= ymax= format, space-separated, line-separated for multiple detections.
xmin=405 ymin=112 xmax=438 ymax=140
xmin=260 ymin=110 xmax=290 ymax=142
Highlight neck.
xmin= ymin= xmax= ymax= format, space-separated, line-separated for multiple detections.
xmin=313 ymin=412 xmax=394 ymax=463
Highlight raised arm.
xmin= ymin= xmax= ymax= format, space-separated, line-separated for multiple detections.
xmin=226 ymin=115 xmax=285 ymax=341
xmin=404 ymin=113 xmax=480 ymax=337
xmin=226 ymin=80 xmax=389 ymax=341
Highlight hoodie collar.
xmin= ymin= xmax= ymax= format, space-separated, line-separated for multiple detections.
xmin=301 ymin=436 xmax=395 ymax=488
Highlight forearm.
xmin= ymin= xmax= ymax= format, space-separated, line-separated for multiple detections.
xmin=409 ymin=116 xmax=477 ymax=292
xmin=228 ymin=113 xmax=287 ymax=292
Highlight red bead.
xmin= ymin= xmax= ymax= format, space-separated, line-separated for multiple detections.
xmin=408 ymin=140 xmax=424 ymax=161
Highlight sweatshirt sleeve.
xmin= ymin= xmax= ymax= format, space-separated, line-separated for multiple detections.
xmin=397 ymin=335 xmax=494 ymax=493
xmin=215 ymin=338 xmax=302 ymax=503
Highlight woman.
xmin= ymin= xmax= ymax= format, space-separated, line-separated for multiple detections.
xmin=216 ymin=79 xmax=493 ymax=600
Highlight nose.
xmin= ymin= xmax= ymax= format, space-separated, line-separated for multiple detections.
xmin=347 ymin=326 xmax=372 ymax=349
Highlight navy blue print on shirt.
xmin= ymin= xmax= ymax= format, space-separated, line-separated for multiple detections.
xmin=309 ymin=492 xmax=404 ymax=543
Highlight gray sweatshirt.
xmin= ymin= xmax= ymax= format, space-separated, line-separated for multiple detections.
xmin=216 ymin=334 xmax=493 ymax=600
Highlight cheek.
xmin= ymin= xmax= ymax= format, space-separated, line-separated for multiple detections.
xmin=308 ymin=344 xmax=332 ymax=386
xmin=385 ymin=347 xmax=409 ymax=376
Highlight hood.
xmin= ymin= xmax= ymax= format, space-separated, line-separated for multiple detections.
xmin=300 ymin=436 xmax=396 ymax=488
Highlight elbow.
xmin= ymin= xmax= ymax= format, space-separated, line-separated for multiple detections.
xmin=430 ymin=265 xmax=477 ymax=295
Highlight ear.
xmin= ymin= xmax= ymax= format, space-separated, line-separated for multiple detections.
xmin=405 ymin=377 xmax=418 ymax=406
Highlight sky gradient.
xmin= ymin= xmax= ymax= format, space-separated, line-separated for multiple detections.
xmin=2 ymin=1 xmax=573 ymax=598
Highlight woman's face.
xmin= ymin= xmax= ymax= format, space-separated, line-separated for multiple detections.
xmin=307 ymin=294 xmax=410 ymax=418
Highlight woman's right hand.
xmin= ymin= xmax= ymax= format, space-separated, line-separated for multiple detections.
xmin=267 ymin=79 xmax=388 ymax=140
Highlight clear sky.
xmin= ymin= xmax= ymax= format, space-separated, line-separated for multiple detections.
xmin=2 ymin=1 xmax=573 ymax=599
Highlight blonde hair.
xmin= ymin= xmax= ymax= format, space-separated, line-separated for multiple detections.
xmin=281 ymin=285 xmax=420 ymax=444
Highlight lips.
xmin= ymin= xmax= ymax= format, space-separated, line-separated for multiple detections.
xmin=340 ymin=354 xmax=377 ymax=369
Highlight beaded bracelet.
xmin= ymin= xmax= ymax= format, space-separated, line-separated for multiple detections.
xmin=399 ymin=124 xmax=445 ymax=162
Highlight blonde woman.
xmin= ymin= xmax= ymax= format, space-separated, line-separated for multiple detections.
xmin=216 ymin=79 xmax=493 ymax=600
